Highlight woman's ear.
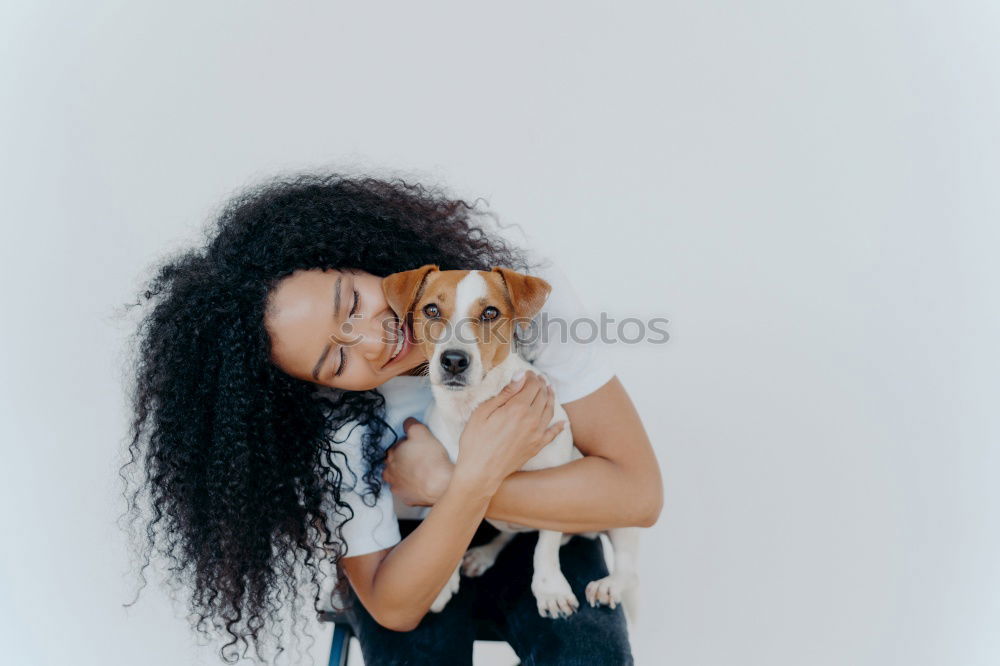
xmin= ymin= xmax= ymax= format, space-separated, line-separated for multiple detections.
xmin=382 ymin=264 xmax=439 ymax=320
xmin=491 ymin=266 xmax=552 ymax=326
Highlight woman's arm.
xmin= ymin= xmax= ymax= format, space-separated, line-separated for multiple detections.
xmin=339 ymin=471 xmax=493 ymax=632
xmin=487 ymin=376 xmax=663 ymax=532
xmin=341 ymin=371 xmax=565 ymax=631
xmin=387 ymin=376 xmax=663 ymax=534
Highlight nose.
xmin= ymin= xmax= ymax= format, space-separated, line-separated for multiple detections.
xmin=440 ymin=349 xmax=469 ymax=375
xmin=346 ymin=315 xmax=389 ymax=363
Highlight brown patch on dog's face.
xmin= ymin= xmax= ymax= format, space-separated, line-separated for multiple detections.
xmin=406 ymin=269 xmax=470 ymax=368
xmin=466 ymin=270 xmax=517 ymax=374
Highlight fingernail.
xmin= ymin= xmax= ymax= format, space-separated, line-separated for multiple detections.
xmin=511 ymin=370 xmax=525 ymax=383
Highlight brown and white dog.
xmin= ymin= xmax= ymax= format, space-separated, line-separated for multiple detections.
xmin=382 ymin=264 xmax=639 ymax=620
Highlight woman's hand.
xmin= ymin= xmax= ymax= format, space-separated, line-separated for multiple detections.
xmin=454 ymin=370 xmax=566 ymax=495
xmin=382 ymin=418 xmax=454 ymax=506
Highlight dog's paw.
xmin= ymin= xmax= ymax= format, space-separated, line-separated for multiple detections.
xmin=532 ymin=572 xmax=579 ymax=619
xmin=462 ymin=545 xmax=499 ymax=577
xmin=585 ymin=573 xmax=637 ymax=610
xmin=430 ymin=568 xmax=461 ymax=613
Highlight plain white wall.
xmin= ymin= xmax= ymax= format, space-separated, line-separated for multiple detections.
xmin=2 ymin=1 xmax=998 ymax=664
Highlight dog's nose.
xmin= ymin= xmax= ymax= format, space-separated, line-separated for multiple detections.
xmin=440 ymin=349 xmax=470 ymax=375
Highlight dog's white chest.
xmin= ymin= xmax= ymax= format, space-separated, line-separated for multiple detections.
xmin=427 ymin=365 xmax=576 ymax=474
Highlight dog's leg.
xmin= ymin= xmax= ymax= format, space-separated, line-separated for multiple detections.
xmin=531 ymin=530 xmax=579 ymax=618
xmin=461 ymin=530 xmax=515 ymax=577
xmin=585 ymin=527 xmax=640 ymax=618
xmin=429 ymin=564 xmax=461 ymax=613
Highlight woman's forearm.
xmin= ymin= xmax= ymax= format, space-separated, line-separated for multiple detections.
xmin=360 ymin=473 xmax=491 ymax=631
xmin=484 ymin=455 xmax=661 ymax=533
xmin=356 ymin=372 xmax=568 ymax=631
xmin=361 ymin=453 xmax=657 ymax=630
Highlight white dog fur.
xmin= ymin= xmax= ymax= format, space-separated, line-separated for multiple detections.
xmin=407 ymin=269 xmax=640 ymax=620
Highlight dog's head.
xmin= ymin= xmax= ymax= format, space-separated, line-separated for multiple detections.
xmin=382 ymin=265 xmax=551 ymax=390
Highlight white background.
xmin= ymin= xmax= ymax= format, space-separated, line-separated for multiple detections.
xmin=2 ymin=2 xmax=998 ymax=665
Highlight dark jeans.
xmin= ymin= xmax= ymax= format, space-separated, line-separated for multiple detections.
xmin=343 ymin=520 xmax=634 ymax=665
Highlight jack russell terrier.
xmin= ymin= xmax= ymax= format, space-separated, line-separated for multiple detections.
xmin=382 ymin=264 xmax=640 ymax=620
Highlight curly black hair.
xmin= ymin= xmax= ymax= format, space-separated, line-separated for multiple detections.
xmin=118 ymin=173 xmax=538 ymax=663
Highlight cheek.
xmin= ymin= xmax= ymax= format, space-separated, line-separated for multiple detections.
xmin=478 ymin=325 xmax=511 ymax=369
xmin=343 ymin=371 xmax=382 ymax=392
xmin=417 ymin=318 xmax=448 ymax=345
xmin=408 ymin=319 xmax=434 ymax=359
xmin=366 ymin=282 xmax=389 ymax=312
xmin=484 ymin=344 xmax=507 ymax=369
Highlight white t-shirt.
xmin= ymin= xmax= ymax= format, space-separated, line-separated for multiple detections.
xmin=313 ymin=260 xmax=615 ymax=558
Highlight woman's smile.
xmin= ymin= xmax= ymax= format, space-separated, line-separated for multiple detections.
xmin=382 ymin=321 xmax=415 ymax=369
xmin=264 ymin=268 xmax=428 ymax=391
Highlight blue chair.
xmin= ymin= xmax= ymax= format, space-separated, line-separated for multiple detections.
xmin=318 ymin=609 xmax=513 ymax=665
xmin=318 ymin=611 xmax=354 ymax=666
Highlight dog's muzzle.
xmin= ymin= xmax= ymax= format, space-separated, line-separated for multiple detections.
xmin=439 ymin=348 xmax=470 ymax=387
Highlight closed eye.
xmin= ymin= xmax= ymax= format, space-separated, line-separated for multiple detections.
xmin=334 ymin=288 xmax=360 ymax=377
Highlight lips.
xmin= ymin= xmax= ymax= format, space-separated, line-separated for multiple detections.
xmin=383 ymin=321 xmax=410 ymax=368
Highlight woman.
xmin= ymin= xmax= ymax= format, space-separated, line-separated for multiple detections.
xmin=122 ymin=173 xmax=662 ymax=665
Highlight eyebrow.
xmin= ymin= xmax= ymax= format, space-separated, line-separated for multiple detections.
xmin=311 ymin=275 xmax=343 ymax=381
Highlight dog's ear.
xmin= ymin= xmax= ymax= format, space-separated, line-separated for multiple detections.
xmin=492 ymin=266 xmax=552 ymax=327
xmin=382 ymin=264 xmax=439 ymax=320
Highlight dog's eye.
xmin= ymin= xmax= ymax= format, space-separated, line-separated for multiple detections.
xmin=422 ymin=303 xmax=440 ymax=318
xmin=481 ymin=306 xmax=499 ymax=322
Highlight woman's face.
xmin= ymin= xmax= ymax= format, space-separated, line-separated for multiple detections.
xmin=264 ymin=268 xmax=427 ymax=391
